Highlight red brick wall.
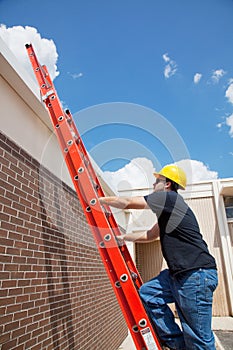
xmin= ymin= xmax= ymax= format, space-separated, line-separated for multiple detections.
xmin=0 ymin=132 xmax=127 ymax=350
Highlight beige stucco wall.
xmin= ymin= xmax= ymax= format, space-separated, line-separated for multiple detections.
xmin=229 ymin=221 xmax=233 ymax=255
xmin=186 ymin=195 xmax=229 ymax=316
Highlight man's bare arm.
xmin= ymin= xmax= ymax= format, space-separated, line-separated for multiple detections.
xmin=99 ymin=196 xmax=149 ymax=209
xmin=117 ymin=223 xmax=160 ymax=243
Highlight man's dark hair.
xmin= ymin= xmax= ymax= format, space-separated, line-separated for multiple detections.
xmin=166 ymin=178 xmax=179 ymax=192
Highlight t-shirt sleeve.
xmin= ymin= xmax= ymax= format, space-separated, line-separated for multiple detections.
xmin=144 ymin=192 xmax=167 ymax=217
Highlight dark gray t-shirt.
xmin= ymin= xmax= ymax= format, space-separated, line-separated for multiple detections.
xmin=144 ymin=191 xmax=216 ymax=275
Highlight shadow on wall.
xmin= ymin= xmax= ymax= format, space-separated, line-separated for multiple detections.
xmin=39 ymin=188 xmax=75 ymax=350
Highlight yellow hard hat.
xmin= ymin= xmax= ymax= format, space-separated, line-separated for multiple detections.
xmin=154 ymin=164 xmax=187 ymax=190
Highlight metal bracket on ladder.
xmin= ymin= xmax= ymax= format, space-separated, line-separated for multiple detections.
xmin=26 ymin=43 xmax=162 ymax=350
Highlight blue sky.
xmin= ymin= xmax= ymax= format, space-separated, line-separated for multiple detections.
xmin=1 ymin=0 xmax=233 ymax=182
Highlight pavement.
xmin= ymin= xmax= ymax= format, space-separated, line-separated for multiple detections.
xmin=213 ymin=317 xmax=233 ymax=350
xmin=118 ymin=317 xmax=233 ymax=350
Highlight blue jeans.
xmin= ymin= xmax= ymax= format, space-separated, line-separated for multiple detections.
xmin=139 ymin=268 xmax=218 ymax=350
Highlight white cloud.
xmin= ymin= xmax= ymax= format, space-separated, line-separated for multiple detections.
xmin=216 ymin=113 xmax=233 ymax=138
xmin=226 ymin=114 xmax=233 ymax=137
xmin=193 ymin=73 xmax=202 ymax=84
xmin=103 ymin=158 xmax=155 ymax=192
xmin=0 ymin=24 xmax=59 ymax=81
xmin=162 ymin=53 xmax=177 ymax=78
xmin=211 ymin=69 xmax=226 ymax=84
xmin=103 ymin=158 xmax=218 ymax=192
xmin=68 ymin=72 xmax=83 ymax=79
xmin=216 ymin=120 xmax=226 ymax=133
xmin=225 ymin=81 xmax=233 ymax=104
xmin=176 ymin=159 xmax=218 ymax=184
xmin=162 ymin=53 xmax=170 ymax=63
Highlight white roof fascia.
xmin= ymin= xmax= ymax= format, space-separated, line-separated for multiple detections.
xmin=0 ymin=37 xmax=53 ymax=131
xmin=219 ymin=178 xmax=233 ymax=197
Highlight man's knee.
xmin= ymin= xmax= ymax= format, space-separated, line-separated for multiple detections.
xmin=139 ymin=282 xmax=158 ymax=303
xmin=139 ymin=283 xmax=147 ymax=301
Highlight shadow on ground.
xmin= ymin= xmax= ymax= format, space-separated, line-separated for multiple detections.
xmin=215 ymin=331 xmax=233 ymax=350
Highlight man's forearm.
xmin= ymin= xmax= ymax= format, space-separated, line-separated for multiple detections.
xmin=119 ymin=229 xmax=159 ymax=243
xmin=122 ymin=223 xmax=160 ymax=243
xmin=119 ymin=231 xmax=148 ymax=242
xmin=99 ymin=196 xmax=148 ymax=209
xmin=99 ymin=196 xmax=130 ymax=209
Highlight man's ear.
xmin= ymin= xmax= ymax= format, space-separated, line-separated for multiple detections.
xmin=165 ymin=181 xmax=172 ymax=190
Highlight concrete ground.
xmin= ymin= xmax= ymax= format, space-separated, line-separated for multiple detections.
xmin=118 ymin=317 xmax=233 ymax=350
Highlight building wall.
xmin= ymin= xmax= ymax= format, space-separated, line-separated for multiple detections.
xmin=0 ymin=131 xmax=127 ymax=350
xmin=185 ymin=196 xmax=230 ymax=316
xmin=229 ymin=221 xmax=233 ymax=255
xmin=0 ymin=57 xmax=72 ymax=190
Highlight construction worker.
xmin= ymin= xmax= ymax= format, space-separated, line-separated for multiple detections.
xmin=99 ymin=164 xmax=218 ymax=350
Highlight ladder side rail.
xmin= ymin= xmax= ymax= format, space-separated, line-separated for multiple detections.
xmin=26 ymin=44 xmax=53 ymax=97
xmin=26 ymin=44 xmax=162 ymax=350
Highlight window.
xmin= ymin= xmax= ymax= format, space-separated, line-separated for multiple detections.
xmin=224 ymin=196 xmax=233 ymax=219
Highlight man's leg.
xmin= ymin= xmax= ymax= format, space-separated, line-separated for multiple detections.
xmin=139 ymin=269 xmax=185 ymax=350
xmin=172 ymin=269 xmax=218 ymax=349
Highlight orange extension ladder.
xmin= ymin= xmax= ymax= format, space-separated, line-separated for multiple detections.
xmin=26 ymin=43 xmax=162 ymax=350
